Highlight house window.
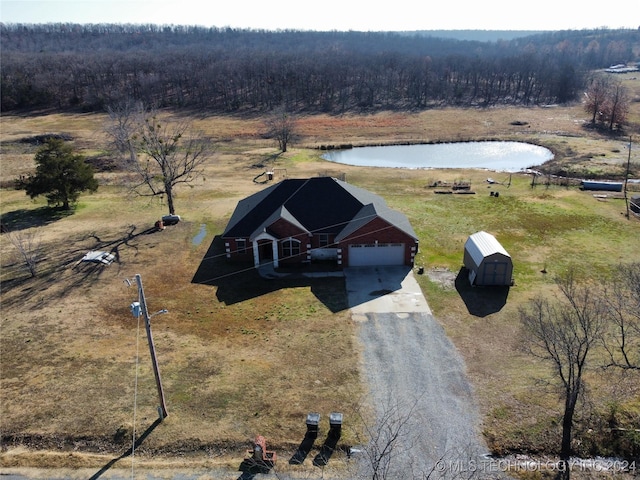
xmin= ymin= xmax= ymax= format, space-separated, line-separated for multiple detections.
xmin=236 ymin=239 xmax=247 ymax=253
xmin=318 ymin=233 xmax=329 ymax=248
xmin=282 ymin=238 xmax=301 ymax=258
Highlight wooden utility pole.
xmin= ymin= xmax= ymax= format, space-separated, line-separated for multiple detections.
xmin=134 ymin=274 xmax=168 ymax=420
xmin=624 ymin=136 xmax=632 ymax=219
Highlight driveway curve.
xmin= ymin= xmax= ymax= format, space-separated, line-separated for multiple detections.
xmin=345 ymin=266 xmax=492 ymax=479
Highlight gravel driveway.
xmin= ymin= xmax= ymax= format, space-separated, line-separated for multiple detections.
xmin=345 ymin=266 xmax=491 ymax=479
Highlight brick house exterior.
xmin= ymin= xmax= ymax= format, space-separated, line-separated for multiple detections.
xmin=222 ymin=177 xmax=419 ymax=269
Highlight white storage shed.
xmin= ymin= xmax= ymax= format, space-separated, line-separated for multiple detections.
xmin=463 ymin=231 xmax=513 ymax=286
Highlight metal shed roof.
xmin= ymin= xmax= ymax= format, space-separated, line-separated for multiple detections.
xmin=464 ymin=231 xmax=510 ymax=268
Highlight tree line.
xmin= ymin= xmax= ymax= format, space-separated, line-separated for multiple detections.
xmin=1 ymin=24 xmax=638 ymax=113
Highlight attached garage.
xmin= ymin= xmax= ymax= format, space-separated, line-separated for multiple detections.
xmin=463 ymin=231 xmax=513 ymax=286
xmin=348 ymin=243 xmax=405 ymax=267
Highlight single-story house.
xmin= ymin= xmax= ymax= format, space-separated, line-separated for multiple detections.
xmin=222 ymin=177 xmax=419 ymax=269
xmin=463 ymin=231 xmax=513 ymax=286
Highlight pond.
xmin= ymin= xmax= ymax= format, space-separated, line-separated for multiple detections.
xmin=322 ymin=141 xmax=554 ymax=171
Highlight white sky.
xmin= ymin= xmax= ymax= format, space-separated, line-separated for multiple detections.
xmin=0 ymin=0 xmax=638 ymax=31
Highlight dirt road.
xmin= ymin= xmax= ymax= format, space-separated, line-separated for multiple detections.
xmin=345 ymin=267 xmax=492 ymax=479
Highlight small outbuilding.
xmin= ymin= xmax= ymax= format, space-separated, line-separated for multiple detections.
xmin=463 ymin=231 xmax=513 ymax=286
xmin=631 ymin=195 xmax=640 ymax=214
xmin=580 ymin=180 xmax=623 ymax=192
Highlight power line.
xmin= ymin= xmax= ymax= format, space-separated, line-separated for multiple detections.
xmin=193 ymin=220 xmax=404 ymax=285
xmin=196 ymin=206 xmax=404 ymax=261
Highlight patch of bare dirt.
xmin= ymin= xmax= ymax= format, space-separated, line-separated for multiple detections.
xmin=425 ymin=267 xmax=457 ymax=290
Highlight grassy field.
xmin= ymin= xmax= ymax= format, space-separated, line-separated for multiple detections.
xmin=1 ymin=77 xmax=640 ymax=474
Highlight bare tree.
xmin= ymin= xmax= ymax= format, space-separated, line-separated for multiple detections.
xmin=519 ymin=268 xmax=605 ymax=480
xmin=106 ymin=103 xmax=213 ymax=215
xmin=583 ymin=75 xmax=610 ymax=125
xmin=106 ymin=99 xmax=143 ymax=165
xmin=133 ymin=113 xmax=212 ymax=215
xmin=601 ymin=262 xmax=640 ymax=370
xmin=354 ymin=396 xmax=418 ymax=480
xmin=583 ymin=76 xmax=630 ymax=131
xmin=348 ymin=395 xmax=483 ymax=480
xmin=7 ymin=229 xmax=42 ymax=277
xmin=264 ymin=108 xmax=297 ymax=153
xmin=604 ymin=81 xmax=629 ymax=131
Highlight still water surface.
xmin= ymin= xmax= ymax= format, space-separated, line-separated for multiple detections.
xmin=322 ymin=141 xmax=554 ymax=171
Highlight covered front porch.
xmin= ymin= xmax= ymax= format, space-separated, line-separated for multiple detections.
xmin=252 ymin=231 xmax=279 ymax=268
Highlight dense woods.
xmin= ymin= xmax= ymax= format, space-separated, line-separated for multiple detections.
xmin=1 ymin=24 xmax=638 ymax=113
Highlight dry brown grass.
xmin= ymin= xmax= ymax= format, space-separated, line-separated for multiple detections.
xmin=1 ymin=81 xmax=640 ymax=472
xmin=0 ymin=113 xmax=367 ymax=470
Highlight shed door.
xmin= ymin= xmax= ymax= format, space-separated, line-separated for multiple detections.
xmin=481 ymin=261 xmax=509 ymax=285
xmin=348 ymin=243 xmax=405 ymax=267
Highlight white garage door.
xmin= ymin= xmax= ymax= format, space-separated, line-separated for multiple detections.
xmin=348 ymin=243 xmax=405 ymax=267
